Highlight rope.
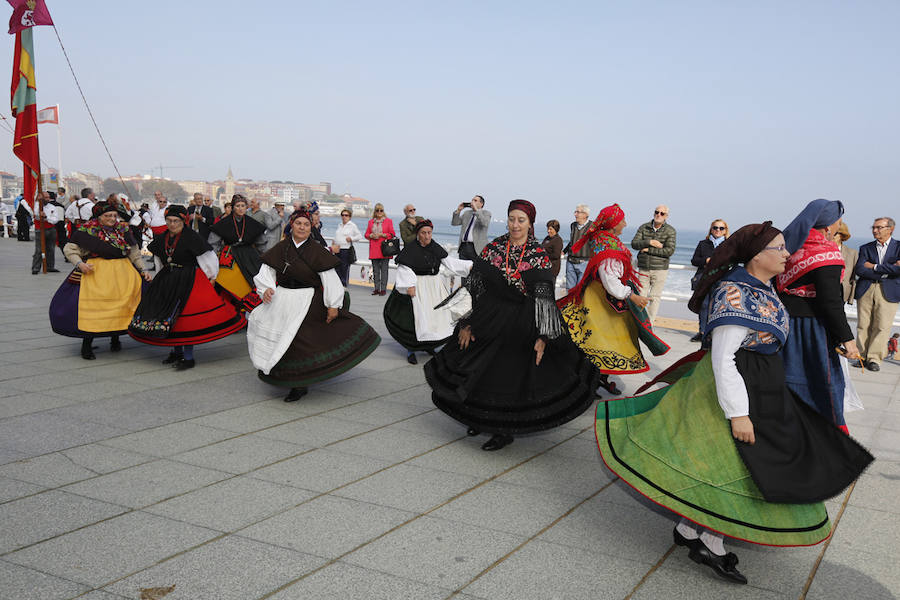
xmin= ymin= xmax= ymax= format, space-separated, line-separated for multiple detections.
xmin=51 ymin=24 xmax=128 ymax=192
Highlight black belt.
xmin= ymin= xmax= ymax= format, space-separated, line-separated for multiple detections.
xmin=278 ymin=281 xmax=316 ymax=290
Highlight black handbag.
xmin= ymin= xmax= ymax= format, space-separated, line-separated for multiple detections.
xmin=347 ymin=245 xmax=358 ymax=263
xmin=380 ymin=237 xmax=401 ymax=257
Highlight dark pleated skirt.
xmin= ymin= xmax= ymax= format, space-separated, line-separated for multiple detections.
xmin=383 ymin=289 xmax=448 ymax=352
xmin=781 ymin=316 xmax=846 ymax=427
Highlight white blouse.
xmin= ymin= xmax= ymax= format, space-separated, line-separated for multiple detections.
xmin=334 ymin=221 xmax=364 ymax=250
xmin=597 ymin=258 xmax=633 ymax=300
xmin=255 ymin=238 xmax=344 ymax=308
xmin=710 ymin=325 xmax=752 ymax=419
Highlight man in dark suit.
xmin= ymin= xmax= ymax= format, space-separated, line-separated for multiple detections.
xmin=187 ymin=193 xmax=214 ymax=241
xmin=854 ymin=216 xmax=900 ymax=371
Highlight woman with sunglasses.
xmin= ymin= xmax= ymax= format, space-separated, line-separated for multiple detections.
xmin=689 ymin=219 xmax=729 ymax=342
xmin=332 ymin=208 xmax=364 ymax=286
xmin=365 ymin=204 xmax=396 ymax=295
xmin=597 ymin=222 xmax=872 ymax=584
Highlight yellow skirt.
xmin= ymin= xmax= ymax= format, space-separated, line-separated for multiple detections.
xmin=77 ymin=258 xmax=142 ymax=333
xmin=216 ymin=262 xmax=251 ymax=299
xmin=560 ymin=280 xmax=648 ymax=374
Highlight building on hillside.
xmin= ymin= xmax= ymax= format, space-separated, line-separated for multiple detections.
xmin=0 ymin=171 xmax=23 ymax=199
xmin=69 ymin=171 xmax=104 ymax=196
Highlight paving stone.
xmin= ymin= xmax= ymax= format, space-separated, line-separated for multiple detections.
xmin=0 ymin=476 xmax=44 ymax=503
xmin=807 ymin=550 xmax=900 ymax=600
xmin=869 ymin=427 xmax=900 ymax=460
xmin=0 ymin=412 xmax=129 ymax=455
xmin=0 ymin=560 xmax=90 ymax=599
xmin=380 ymin=383 xmax=435 ymax=407
xmin=60 ymin=459 xmax=230 ymax=508
xmin=172 ymin=434 xmax=309 ymax=474
xmin=242 ymin=494 xmax=414 ymax=558
xmin=50 ymin=379 xmax=152 ymax=401
xmin=328 ymin=427 xmax=455 ymax=462
xmin=334 ymin=463 xmax=480 ymax=513
xmin=99 ymin=421 xmax=237 ymax=457
xmin=323 ymin=397 xmax=431 ymax=427
xmin=266 ymin=561 xmax=450 ymax=600
xmin=0 ymin=445 xmax=39 ymax=464
xmin=3 ymin=370 xmax=96 ymax=393
xmin=630 ymin=564 xmax=791 ymax=600
xmin=825 ymin=504 xmax=900 ymax=559
xmin=0 ymin=451 xmax=106 ymax=487
xmin=318 ymin=375 xmax=421 ymax=399
xmin=0 ymin=490 xmax=128 ymax=554
xmin=104 ymin=535 xmax=325 ymax=600
xmin=76 ymin=591 xmax=128 ymax=600
xmin=4 ymin=511 xmax=219 ymax=587
xmin=250 ymin=448 xmax=392 ymax=492
xmin=58 ymin=444 xmax=154 ymax=475
xmin=145 ymin=475 xmax=312 ymax=532
xmin=849 ymin=460 xmax=900 ymax=513
xmin=188 ymin=402 xmax=301 ymax=433
xmin=0 ymin=392 xmax=85 ymax=418
xmin=464 ymin=539 xmax=650 ymax=600
xmin=343 ymin=515 xmax=525 ymax=589
xmin=496 ymin=452 xmax=615 ymax=499
xmin=254 ymin=415 xmax=375 ymax=447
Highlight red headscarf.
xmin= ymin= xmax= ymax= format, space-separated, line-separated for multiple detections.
xmin=289 ymin=209 xmax=312 ymax=225
xmin=571 ymin=203 xmax=625 ymax=255
xmin=507 ymin=199 xmax=536 ymax=224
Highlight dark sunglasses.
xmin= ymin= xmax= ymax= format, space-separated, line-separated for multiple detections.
xmin=654 ymin=210 xmax=667 ymax=216
xmin=711 ymin=226 xmax=726 ymax=231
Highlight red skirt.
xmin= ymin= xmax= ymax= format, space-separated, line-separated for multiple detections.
xmin=130 ymin=268 xmax=246 ymax=346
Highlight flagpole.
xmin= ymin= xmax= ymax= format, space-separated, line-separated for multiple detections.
xmin=56 ymin=104 xmax=62 ymax=191
xmin=36 ymin=167 xmax=46 ymax=273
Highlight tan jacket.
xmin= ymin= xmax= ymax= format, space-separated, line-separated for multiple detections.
xmin=839 ymin=243 xmax=858 ymax=304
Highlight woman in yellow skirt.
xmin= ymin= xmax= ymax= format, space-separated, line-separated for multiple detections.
xmin=50 ymin=202 xmax=151 ymax=359
xmin=557 ymin=204 xmax=669 ymax=394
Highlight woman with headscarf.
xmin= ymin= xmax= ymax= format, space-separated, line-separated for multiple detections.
xmin=689 ymin=219 xmax=729 ymax=342
xmin=247 ymin=209 xmax=381 ymax=402
xmin=383 ymin=219 xmax=472 ymax=364
xmin=595 ymin=222 xmax=872 ymax=584
xmin=776 ymin=199 xmax=859 ymax=432
xmin=129 ymin=205 xmax=246 ymax=370
xmin=557 ymin=204 xmax=669 ymax=396
xmin=208 ymin=194 xmax=267 ymax=311
xmin=50 ymin=202 xmax=151 ymax=360
xmin=425 ymin=200 xmax=600 ymax=451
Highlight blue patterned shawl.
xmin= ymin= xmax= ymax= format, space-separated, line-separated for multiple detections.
xmin=706 ymin=266 xmax=788 ymax=354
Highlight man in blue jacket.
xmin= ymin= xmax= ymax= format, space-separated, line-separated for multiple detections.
xmin=854 ymin=216 xmax=900 ymax=371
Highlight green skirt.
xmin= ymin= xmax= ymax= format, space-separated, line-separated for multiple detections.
xmin=596 ymin=352 xmax=832 ymax=547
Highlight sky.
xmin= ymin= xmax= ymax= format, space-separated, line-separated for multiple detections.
xmin=3 ymin=0 xmax=899 ymax=239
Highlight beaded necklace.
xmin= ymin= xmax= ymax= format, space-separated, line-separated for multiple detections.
xmin=233 ymin=216 xmax=245 ymax=243
xmin=504 ymin=237 xmax=529 ymax=282
xmin=164 ymin=229 xmax=183 ymax=264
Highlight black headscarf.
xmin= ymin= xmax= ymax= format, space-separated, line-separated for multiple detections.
xmin=688 ymin=221 xmax=781 ymax=313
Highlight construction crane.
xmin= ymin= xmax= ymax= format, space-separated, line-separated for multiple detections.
xmin=149 ymin=164 xmax=193 ymax=179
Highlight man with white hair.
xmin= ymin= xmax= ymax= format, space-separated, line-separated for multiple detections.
xmin=564 ymin=204 xmax=592 ymax=290
xmin=143 ymin=191 xmax=170 ymax=238
xmin=631 ymin=204 xmax=677 ymax=323
xmin=65 ymin=187 xmax=95 ymax=227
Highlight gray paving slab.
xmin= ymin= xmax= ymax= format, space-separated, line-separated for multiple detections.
xmin=249 ymin=448 xmax=393 ymax=492
xmin=144 ymin=475 xmax=313 ymax=532
xmin=3 ymin=371 xmax=97 ymax=393
xmin=103 ymin=535 xmax=325 ymax=600
xmin=60 ymin=459 xmax=230 ymax=508
xmin=0 ymin=412 xmax=129 ymax=455
xmin=271 ymin=390 xmax=364 ymax=413
xmin=848 ymin=459 xmax=900 ymax=513
xmin=0 ymin=490 xmax=128 ymax=554
xmin=4 ymin=511 xmax=219 ymax=587
xmin=807 ymin=551 xmax=900 ymax=600
xmin=869 ymin=427 xmax=900 ymax=460
xmin=327 ymin=426 xmax=458 ymax=462
xmin=378 ymin=382 xmax=435 ymax=407
xmin=254 ymin=414 xmax=375 ymax=447
xmin=0 ymin=450 xmax=125 ymax=487
xmin=322 ymin=397 xmax=432 ymax=427
xmin=0 ymin=475 xmax=44 ymax=503
xmin=50 ymin=379 xmax=153 ymax=402
xmin=241 ymin=494 xmax=414 ymax=558
xmin=0 ymin=391 xmax=86 ymax=419
xmin=0 ymin=559 xmax=89 ymax=600
xmin=496 ymin=452 xmax=615 ymax=499
xmin=463 ymin=539 xmax=650 ymax=600
xmin=171 ymin=434 xmax=309 ymax=474
xmin=57 ymin=444 xmax=154 ymax=475
xmin=317 ymin=375 xmax=423 ymax=399
xmin=266 ymin=561 xmax=451 ymax=600
xmin=631 ymin=565 xmax=791 ymax=600
xmin=333 ymin=463 xmax=480 ymax=513
xmin=0 ymin=445 xmax=32 ymax=465
xmin=98 ymin=421 xmax=236 ymax=457
xmin=187 ymin=402 xmax=301 ymax=433
xmin=77 ymin=591 xmax=129 ymax=600
xmin=343 ymin=515 xmax=525 ymax=589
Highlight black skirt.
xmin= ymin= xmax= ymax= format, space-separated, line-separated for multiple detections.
xmin=734 ymin=349 xmax=872 ymax=503
xmin=383 ymin=289 xmax=448 ymax=352
xmin=425 ymin=264 xmax=600 ymax=435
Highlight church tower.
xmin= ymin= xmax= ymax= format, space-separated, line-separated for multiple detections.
xmin=225 ymin=166 xmax=235 ymax=201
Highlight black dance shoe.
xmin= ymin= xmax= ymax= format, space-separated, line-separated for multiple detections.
xmin=595 ymin=375 xmax=621 ymax=397
xmin=109 ymin=338 xmax=122 ymax=352
xmin=866 ymin=361 xmax=880 ymax=372
xmin=481 ymin=434 xmax=513 ymax=451
xmin=688 ymin=545 xmax=748 ymax=585
xmin=284 ymin=387 xmax=308 ymax=402
xmin=673 ymin=527 xmax=702 ymax=551
xmin=81 ymin=349 xmax=96 ymax=360
xmin=174 ymin=359 xmax=195 ymax=371
xmin=47 ymin=268 xmax=60 ymax=273
xmin=407 ymin=352 xmax=418 ymax=365
xmin=690 ymin=332 xmax=703 ymax=342
xmin=466 ymin=427 xmax=480 ymax=436
xmin=162 ymin=350 xmax=182 ymax=364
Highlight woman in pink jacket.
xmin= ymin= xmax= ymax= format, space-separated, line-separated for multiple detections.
xmin=365 ymin=203 xmax=396 ymax=295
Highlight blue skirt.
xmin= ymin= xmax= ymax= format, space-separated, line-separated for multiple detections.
xmin=782 ymin=316 xmax=845 ymax=427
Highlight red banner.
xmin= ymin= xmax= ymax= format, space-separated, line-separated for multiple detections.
xmin=7 ymin=0 xmax=53 ymax=35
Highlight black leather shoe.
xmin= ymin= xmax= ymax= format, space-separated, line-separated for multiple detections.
xmin=866 ymin=361 xmax=880 ymax=372
xmin=596 ymin=376 xmax=621 ymax=397
xmin=407 ymin=352 xmax=418 ymax=365
xmin=690 ymin=332 xmax=703 ymax=342
xmin=467 ymin=427 xmax=480 ymax=436
xmin=81 ymin=350 xmax=96 ymax=360
xmin=174 ymin=359 xmax=195 ymax=371
xmin=673 ymin=527 xmax=702 ymax=551
xmin=109 ymin=338 xmax=122 ymax=352
xmin=689 ymin=545 xmax=748 ymax=584
xmin=284 ymin=387 xmax=308 ymax=402
xmin=47 ymin=268 xmax=60 ymax=273
xmin=162 ymin=350 xmax=182 ymax=364
xmin=481 ymin=434 xmax=513 ymax=451
xmin=32 ymin=270 xmax=38 ymax=275
xmin=425 ymin=348 xmax=436 ymax=356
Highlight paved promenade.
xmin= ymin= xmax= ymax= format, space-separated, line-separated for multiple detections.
xmin=0 ymin=237 xmax=897 ymax=600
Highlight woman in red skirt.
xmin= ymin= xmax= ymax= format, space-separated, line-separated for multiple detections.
xmin=129 ymin=205 xmax=245 ymax=370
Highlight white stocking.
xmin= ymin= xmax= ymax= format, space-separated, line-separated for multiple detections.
xmin=676 ymin=518 xmax=700 ymax=540
xmin=700 ymin=530 xmax=726 ymax=556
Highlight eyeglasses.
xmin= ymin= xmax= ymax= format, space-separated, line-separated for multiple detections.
xmin=408 ymin=209 xmax=416 ymax=213
xmin=374 ymin=209 xmax=384 ymax=212
xmin=872 ymin=225 xmax=890 ymax=230
xmin=341 ymin=213 xmax=350 ymax=217
xmin=654 ymin=210 xmax=667 ymax=216
xmin=574 ymin=210 xmax=586 ymax=214
xmin=711 ymin=226 xmax=726 ymax=231
xmin=764 ymin=244 xmax=787 ymax=252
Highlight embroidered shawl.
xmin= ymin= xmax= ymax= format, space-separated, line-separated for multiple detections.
xmin=707 ymin=266 xmax=788 ymax=354
xmin=775 ymin=228 xmax=845 ymax=298
xmin=480 ymin=233 xmax=550 ymax=294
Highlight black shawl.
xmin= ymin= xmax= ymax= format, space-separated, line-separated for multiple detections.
xmin=148 ymin=227 xmax=212 ymax=267
xmin=261 ymin=237 xmax=340 ymax=287
xmin=210 ymin=214 xmax=266 ymax=245
xmin=395 ymin=240 xmax=448 ymax=276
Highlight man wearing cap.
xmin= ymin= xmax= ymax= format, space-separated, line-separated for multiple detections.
xmin=631 ymin=204 xmax=677 ymax=324
xmin=854 ymin=216 xmax=900 ymax=372
xmin=188 ymin=192 xmax=214 ymax=241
